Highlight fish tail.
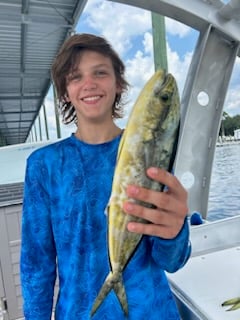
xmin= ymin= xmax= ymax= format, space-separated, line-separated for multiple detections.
xmin=227 ymin=301 xmax=240 ymax=311
xmin=90 ymin=271 xmax=128 ymax=317
xmin=222 ymin=297 xmax=240 ymax=306
xmin=113 ymin=276 xmax=128 ymax=316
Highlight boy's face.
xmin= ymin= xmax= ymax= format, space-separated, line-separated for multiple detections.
xmin=65 ymin=50 xmax=121 ymax=124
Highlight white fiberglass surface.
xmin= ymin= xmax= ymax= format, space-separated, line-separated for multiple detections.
xmin=168 ymin=245 xmax=240 ymax=320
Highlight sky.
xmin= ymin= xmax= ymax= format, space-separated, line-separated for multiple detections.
xmin=34 ymin=0 xmax=240 ymax=141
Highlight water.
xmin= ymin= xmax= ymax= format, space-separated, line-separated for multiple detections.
xmin=207 ymin=143 xmax=240 ymax=221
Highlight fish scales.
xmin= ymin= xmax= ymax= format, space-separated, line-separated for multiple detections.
xmin=90 ymin=69 xmax=180 ymax=317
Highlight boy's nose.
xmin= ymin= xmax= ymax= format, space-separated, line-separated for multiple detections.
xmin=82 ymin=76 xmax=97 ymax=90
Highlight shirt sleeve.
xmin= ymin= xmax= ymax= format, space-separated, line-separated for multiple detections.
xmin=150 ymin=217 xmax=191 ymax=272
xmin=20 ymin=154 xmax=56 ymax=320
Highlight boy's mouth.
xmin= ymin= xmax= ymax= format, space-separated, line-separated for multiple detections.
xmin=82 ymin=95 xmax=102 ymax=102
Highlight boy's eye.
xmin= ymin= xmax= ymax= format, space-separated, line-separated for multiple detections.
xmin=66 ymin=72 xmax=82 ymax=83
xmin=71 ymin=74 xmax=81 ymax=81
xmin=95 ymin=70 xmax=107 ymax=77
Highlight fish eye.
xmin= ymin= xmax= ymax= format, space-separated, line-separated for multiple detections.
xmin=161 ymin=93 xmax=169 ymax=101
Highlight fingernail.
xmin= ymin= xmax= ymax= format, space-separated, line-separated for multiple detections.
xmin=125 ymin=202 xmax=134 ymax=212
xmin=148 ymin=167 xmax=158 ymax=176
xmin=128 ymin=185 xmax=139 ymax=195
xmin=127 ymin=223 xmax=136 ymax=232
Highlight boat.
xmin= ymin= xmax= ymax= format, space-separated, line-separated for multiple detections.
xmin=0 ymin=0 xmax=240 ymax=319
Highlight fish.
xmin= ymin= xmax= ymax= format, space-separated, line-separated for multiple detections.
xmin=222 ymin=296 xmax=240 ymax=311
xmin=90 ymin=69 xmax=180 ymax=317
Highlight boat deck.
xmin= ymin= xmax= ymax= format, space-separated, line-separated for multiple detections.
xmin=168 ymin=215 xmax=240 ymax=320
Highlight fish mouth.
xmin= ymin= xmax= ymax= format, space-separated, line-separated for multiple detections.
xmin=161 ymin=70 xmax=173 ymax=88
xmin=153 ymin=70 xmax=174 ymax=96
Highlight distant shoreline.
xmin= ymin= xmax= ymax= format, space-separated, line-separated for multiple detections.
xmin=216 ymin=141 xmax=240 ymax=147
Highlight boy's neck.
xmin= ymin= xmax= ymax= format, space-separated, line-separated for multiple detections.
xmin=75 ymin=122 xmax=122 ymax=144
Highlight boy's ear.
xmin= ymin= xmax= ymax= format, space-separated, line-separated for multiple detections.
xmin=64 ymin=93 xmax=70 ymax=102
xmin=116 ymin=84 xmax=123 ymax=94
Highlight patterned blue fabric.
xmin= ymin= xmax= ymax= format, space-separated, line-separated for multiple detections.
xmin=21 ymin=134 xmax=191 ymax=320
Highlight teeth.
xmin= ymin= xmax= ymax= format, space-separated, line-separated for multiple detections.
xmin=83 ymin=96 xmax=100 ymax=102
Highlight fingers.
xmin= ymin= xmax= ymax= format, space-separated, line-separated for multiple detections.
xmin=122 ymin=167 xmax=189 ymax=239
xmin=127 ymin=220 xmax=183 ymax=239
xmin=123 ymin=200 xmax=185 ymax=239
xmin=147 ymin=167 xmax=188 ymax=201
xmin=124 ymin=186 xmax=181 ymax=217
xmin=125 ymin=171 xmax=188 ymax=216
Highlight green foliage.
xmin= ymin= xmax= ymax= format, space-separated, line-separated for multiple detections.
xmin=219 ymin=113 xmax=240 ymax=136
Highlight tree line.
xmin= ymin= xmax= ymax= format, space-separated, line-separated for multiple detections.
xmin=219 ymin=112 xmax=240 ymax=136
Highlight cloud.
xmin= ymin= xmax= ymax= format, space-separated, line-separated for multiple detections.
xmin=225 ymin=85 xmax=240 ymax=116
xmin=83 ymin=0 xmax=192 ymax=47
xmin=115 ymin=31 xmax=193 ymax=128
xmin=165 ymin=17 xmax=192 ymax=38
xmin=83 ymin=0 xmax=151 ymax=57
xmin=115 ymin=32 xmax=154 ymax=128
xmin=220 ymin=57 xmax=240 ymax=116
xmin=167 ymin=44 xmax=193 ymax=95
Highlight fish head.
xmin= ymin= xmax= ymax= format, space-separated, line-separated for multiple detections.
xmin=151 ymin=69 xmax=179 ymax=127
xmin=133 ymin=69 xmax=181 ymax=175
xmin=116 ymin=69 xmax=180 ymax=176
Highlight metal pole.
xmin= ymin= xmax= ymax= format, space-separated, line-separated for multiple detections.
xmin=43 ymin=103 xmax=49 ymax=140
xmin=34 ymin=123 xmax=37 ymax=141
xmin=30 ymin=129 xmax=33 ymax=142
xmin=53 ymin=86 xmax=61 ymax=139
xmin=38 ymin=113 xmax=42 ymax=141
xmin=151 ymin=13 xmax=168 ymax=72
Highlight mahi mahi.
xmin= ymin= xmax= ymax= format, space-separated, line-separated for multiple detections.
xmin=90 ymin=69 xmax=180 ymax=317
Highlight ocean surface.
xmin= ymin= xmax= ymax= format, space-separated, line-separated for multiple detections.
xmin=207 ymin=143 xmax=240 ymax=221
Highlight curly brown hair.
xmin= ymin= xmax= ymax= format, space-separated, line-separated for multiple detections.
xmin=51 ymin=33 xmax=129 ymax=124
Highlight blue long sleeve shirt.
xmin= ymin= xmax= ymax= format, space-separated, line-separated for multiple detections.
xmin=20 ymin=133 xmax=191 ymax=320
